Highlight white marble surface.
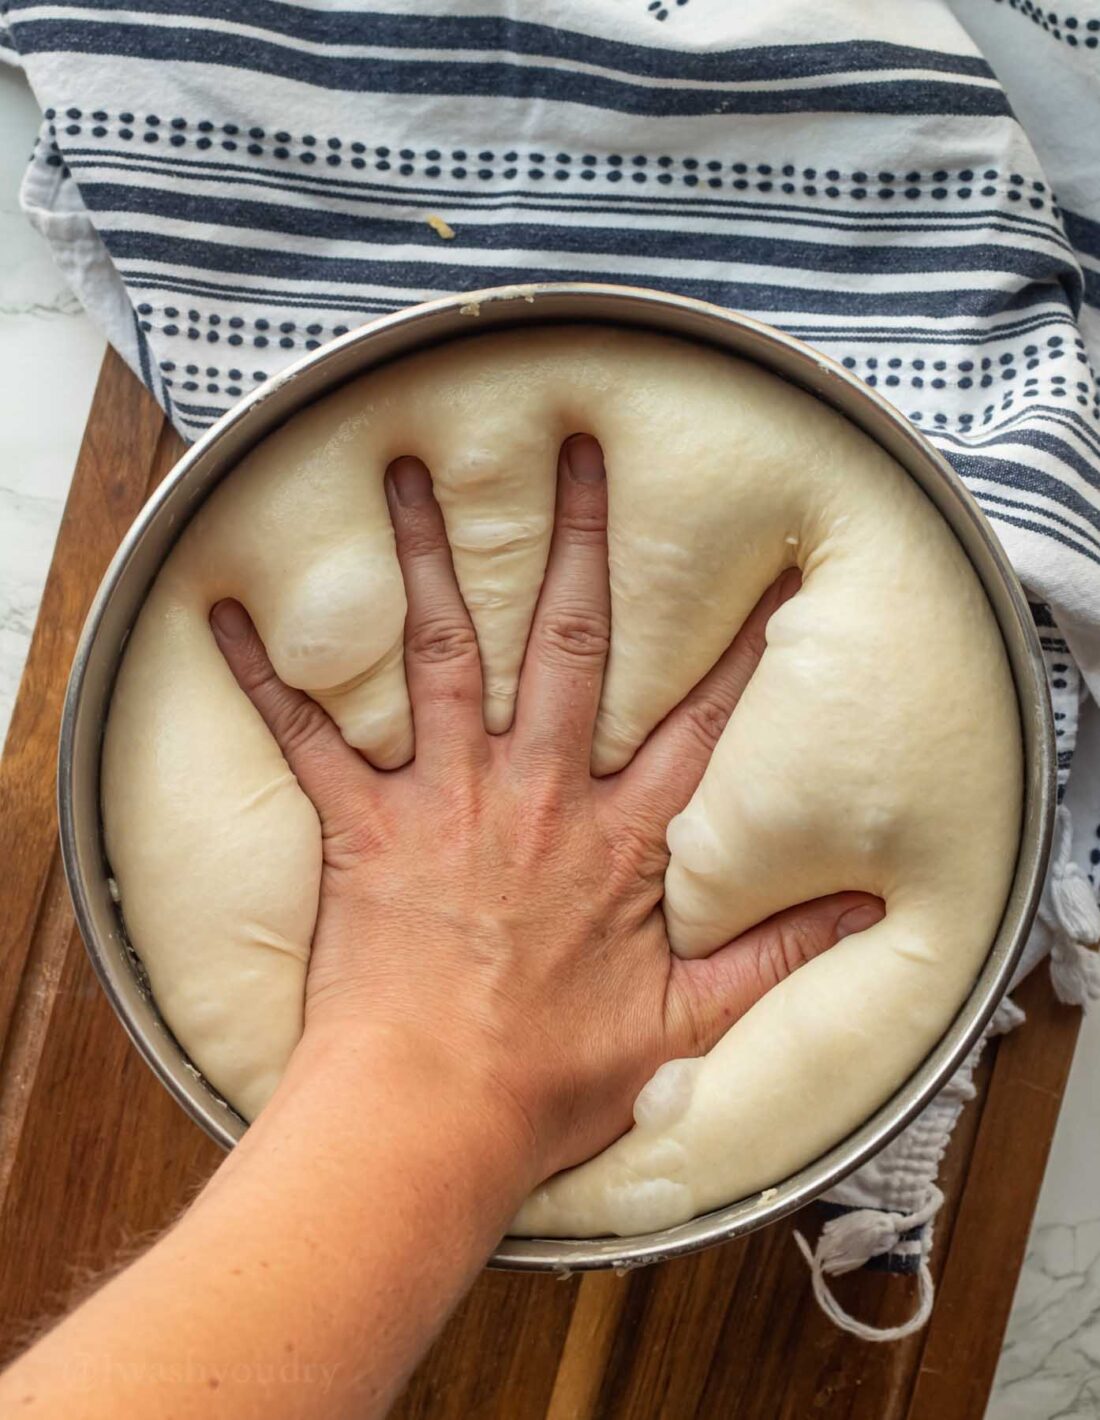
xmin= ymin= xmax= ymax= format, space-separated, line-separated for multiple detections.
xmin=0 ymin=64 xmax=104 ymax=744
xmin=988 ymin=1010 xmax=1100 ymax=1419
xmin=0 ymin=61 xmax=1097 ymax=1418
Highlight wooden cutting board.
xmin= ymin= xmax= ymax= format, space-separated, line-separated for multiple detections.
xmin=0 ymin=348 xmax=1083 ymax=1418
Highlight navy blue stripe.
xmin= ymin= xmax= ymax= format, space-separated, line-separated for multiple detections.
xmin=5 ymin=4 xmax=995 ymax=83
xmin=132 ymin=307 xmax=153 ymax=388
xmin=941 ymin=415 xmax=1100 ymax=473
xmin=942 ymin=414 xmax=1100 ymax=499
xmin=948 ymin=406 xmax=1100 ymax=465
xmin=1081 ymin=265 xmax=1100 ymax=310
xmin=1061 ymin=208 xmax=1100 ymax=260
xmin=783 ymin=316 xmax=1070 ymax=343
xmin=950 ymin=452 xmax=1100 ymax=531
xmin=973 ymin=501 xmax=1100 ymax=565
xmin=171 ymin=399 xmax=229 ymax=415
xmin=125 ymin=274 xmax=406 ymax=316
xmin=131 ymin=305 xmax=177 ymax=412
xmin=974 ymin=488 xmax=1099 ymax=544
xmin=941 ymin=401 xmax=1100 ymax=463
xmin=64 ymin=146 xmax=1065 ymax=242
xmin=99 ymin=229 xmax=1070 ymax=319
xmin=66 ymin=156 xmax=1072 ymax=255
xmin=81 ymin=182 xmax=1077 ymax=284
xmin=120 ymin=270 xmax=1073 ymax=345
xmin=954 ymin=427 xmax=1100 ymax=494
xmin=1023 ymin=410 xmax=1100 ymax=463
xmin=936 ymin=407 xmax=1100 ymax=465
xmin=11 ymin=20 xmax=1013 ymax=117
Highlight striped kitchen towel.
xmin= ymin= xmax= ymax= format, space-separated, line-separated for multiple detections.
xmin=3 ymin=0 xmax=1100 ymax=1336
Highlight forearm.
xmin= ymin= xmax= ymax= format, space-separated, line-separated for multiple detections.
xmin=1 ymin=1027 xmax=534 ymax=1420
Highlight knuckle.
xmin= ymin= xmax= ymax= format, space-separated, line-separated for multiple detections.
xmin=539 ymin=608 xmax=610 ymax=663
xmin=751 ymin=935 xmax=787 ymax=995
xmin=760 ymin=919 xmax=816 ymax=988
xmin=407 ymin=617 xmax=479 ymax=665
xmin=608 ymin=818 xmax=666 ymax=884
xmin=680 ymin=695 xmax=731 ymax=752
xmin=678 ymin=992 xmax=710 ymax=1060
xmin=663 ymin=972 xmax=711 ymax=1059
xmin=557 ymin=508 xmax=607 ymax=543
xmin=524 ymin=773 xmax=570 ymax=826
xmin=399 ymin=519 xmax=447 ymax=561
xmin=324 ymin=812 xmax=377 ymax=865
xmin=276 ymin=695 xmax=331 ymax=760
xmin=232 ymin=640 xmax=277 ymax=695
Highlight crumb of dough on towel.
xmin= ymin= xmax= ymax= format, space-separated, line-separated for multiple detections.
xmin=426 ymin=214 xmax=455 ymax=239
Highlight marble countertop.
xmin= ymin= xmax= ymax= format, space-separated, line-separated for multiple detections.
xmin=0 ymin=60 xmax=1096 ymax=1419
xmin=0 ymin=65 xmax=104 ymax=734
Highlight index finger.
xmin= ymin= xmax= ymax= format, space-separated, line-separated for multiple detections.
xmin=211 ymin=598 xmax=372 ymax=820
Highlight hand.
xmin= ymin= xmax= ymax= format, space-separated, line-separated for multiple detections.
xmin=211 ymin=435 xmax=883 ymax=1190
xmin=0 ymin=438 xmax=888 ymax=1420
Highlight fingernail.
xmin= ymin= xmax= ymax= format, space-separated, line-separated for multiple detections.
xmin=386 ymin=457 xmax=432 ymax=507
xmin=834 ymin=902 xmax=884 ymax=940
xmin=210 ymin=599 xmax=251 ymax=641
xmin=564 ymin=435 xmax=605 ymax=484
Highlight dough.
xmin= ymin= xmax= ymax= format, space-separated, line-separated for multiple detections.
xmin=101 ymin=325 xmax=1022 ymax=1237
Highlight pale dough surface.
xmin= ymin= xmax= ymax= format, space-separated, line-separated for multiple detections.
xmin=101 ymin=325 xmax=1022 ymax=1238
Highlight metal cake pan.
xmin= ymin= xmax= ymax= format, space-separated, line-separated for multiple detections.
xmin=58 ymin=283 xmax=1055 ymax=1272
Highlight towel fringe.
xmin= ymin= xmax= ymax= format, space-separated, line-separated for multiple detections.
xmin=794 ymin=1186 xmax=943 ymax=1343
xmin=1042 ymin=807 xmax=1100 ymax=1008
xmin=989 ymin=995 xmax=1026 ymax=1035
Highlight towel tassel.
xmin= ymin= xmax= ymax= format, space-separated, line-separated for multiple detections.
xmin=1042 ymin=807 xmax=1100 ymax=1008
xmin=794 ymin=1185 xmax=943 ymax=1343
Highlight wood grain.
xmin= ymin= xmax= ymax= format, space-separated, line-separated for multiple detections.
xmin=0 ymin=349 xmax=1082 ymax=1414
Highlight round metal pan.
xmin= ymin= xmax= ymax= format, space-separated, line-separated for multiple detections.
xmin=58 ymin=283 xmax=1055 ymax=1271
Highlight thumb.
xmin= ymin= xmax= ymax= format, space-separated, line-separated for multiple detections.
xmin=666 ymin=892 xmax=885 ymax=1057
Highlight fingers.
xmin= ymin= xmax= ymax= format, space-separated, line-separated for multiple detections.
xmin=513 ymin=435 xmax=610 ymax=774
xmin=385 ymin=457 xmax=488 ymax=773
xmin=211 ymin=599 xmax=369 ymax=815
xmin=666 ymin=892 xmax=885 ymax=1057
xmin=616 ymin=568 xmax=801 ymax=826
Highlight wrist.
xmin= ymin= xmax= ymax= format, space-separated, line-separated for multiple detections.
xmin=260 ymin=1017 xmax=543 ymax=1216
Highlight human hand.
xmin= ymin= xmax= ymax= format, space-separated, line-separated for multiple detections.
xmin=211 ymin=435 xmax=883 ymax=1190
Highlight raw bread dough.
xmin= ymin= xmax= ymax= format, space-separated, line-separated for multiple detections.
xmin=101 ymin=325 xmax=1022 ymax=1238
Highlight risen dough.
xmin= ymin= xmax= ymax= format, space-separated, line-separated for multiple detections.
xmin=101 ymin=326 xmax=1021 ymax=1237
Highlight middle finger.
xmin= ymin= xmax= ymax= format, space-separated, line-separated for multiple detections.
xmin=385 ymin=456 xmax=489 ymax=775
xmin=512 ymin=435 xmax=610 ymax=778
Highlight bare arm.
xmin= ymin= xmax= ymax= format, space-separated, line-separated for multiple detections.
xmin=0 ymin=437 xmax=881 ymax=1418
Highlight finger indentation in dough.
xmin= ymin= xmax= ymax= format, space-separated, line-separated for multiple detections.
xmin=242 ymin=923 xmax=312 ymax=964
xmin=605 ymin=1178 xmax=695 ymax=1234
xmin=259 ymin=541 xmax=406 ymax=693
xmin=633 ymin=1057 xmax=699 ymax=1131
xmin=237 ymin=769 xmax=300 ymax=814
xmin=665 ymin=812 xmax=726 ymax=878
xmin=314 ymin=638 xmax=414 ymax=768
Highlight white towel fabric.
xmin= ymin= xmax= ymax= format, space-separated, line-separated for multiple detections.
xmin=4 ymin=0 xmax=1100 ymax=1336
